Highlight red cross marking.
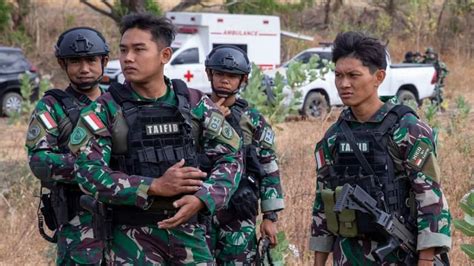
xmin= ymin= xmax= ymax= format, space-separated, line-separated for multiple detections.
xmin=184 ymin=70 xmax=194 ymax=82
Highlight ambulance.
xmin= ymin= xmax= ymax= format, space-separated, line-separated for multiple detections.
xmin=102 ymin=12 xmax=282 ymax=94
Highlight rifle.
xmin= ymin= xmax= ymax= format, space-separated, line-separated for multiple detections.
xmin=79 ymin=195 xmax=113 ymax=241
xmin=334 ymin=184 xmax=448 ymax=265
xmin=256 ymin=236 xmax=274 ymax=266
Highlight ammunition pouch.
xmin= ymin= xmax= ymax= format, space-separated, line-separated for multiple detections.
xmin=321 ymin=187 xmax=357 ymax=237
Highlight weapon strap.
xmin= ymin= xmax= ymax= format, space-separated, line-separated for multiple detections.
xmin=256 ymin=236 xmax=274 ymax=266
xmin=340 ymin=120 xmax=376 ymax=176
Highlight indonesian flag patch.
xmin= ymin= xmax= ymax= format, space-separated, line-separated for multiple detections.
xmin=38 ymin=111 xmax=57 ymax=130
xmin=82 ymin=112 xmax=106 ymax=133
xmin=316 ymin=147 xmax=326 ymax=170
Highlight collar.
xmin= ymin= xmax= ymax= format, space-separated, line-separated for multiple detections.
xmin=341 ymin=96 xmax=399 ymax=123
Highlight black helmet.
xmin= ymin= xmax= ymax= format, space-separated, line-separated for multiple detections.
xmin=55 ymin=27 xmax=109 ymax=59
xmin=425 ymin=47 xmax=435 ymax=54
xmin=205 ymin=45 xmax=251 ymax=75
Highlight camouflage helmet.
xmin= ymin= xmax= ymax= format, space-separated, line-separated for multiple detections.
xmin=205 ymin=45 xmax=251 ymax=75
xmin=55 ymin=27 xmax=109 ymax=59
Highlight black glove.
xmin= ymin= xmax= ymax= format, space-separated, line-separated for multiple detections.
xmin=228 ymin=177 xmax=258 ymax=220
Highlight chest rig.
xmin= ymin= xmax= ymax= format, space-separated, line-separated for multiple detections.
xmin=323 ymin=105 xmax=416 ymax=237
xmin=108 ymin=80 xmax=199 ymax=178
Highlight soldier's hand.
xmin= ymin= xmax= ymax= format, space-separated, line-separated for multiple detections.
xmin=157 ymin=195 xmax=205 ymax=229
xmin=216 ymin=97 xmax=231 ymax=117
xmin=149 ymin=159 xmax=206 ymax=197
xmin=260 ymin=219 xmax=278 ymax=248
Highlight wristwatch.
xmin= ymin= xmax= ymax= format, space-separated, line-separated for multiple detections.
xmin=263 ymin=211 xmax=278 ymax=222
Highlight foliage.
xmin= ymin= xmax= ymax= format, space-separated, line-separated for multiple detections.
xmin=144 ymin=0 xmax=162 ymax=16
xmin=8 ymin=74 xmax=50 ymax=125
xmin=226 ymin=0 xmax=313 ymax=15
xmin=0 ymin=0 xmax=11 ymax=31
xmin=454 ymin=190 xmax=474 ymax=260
xmin=446 ymin=96 xmax=472 ymax=136
xmin=241 ymin=55 xmax=333 ymax=125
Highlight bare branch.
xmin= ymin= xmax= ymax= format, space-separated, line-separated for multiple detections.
xmin=102 ymin=0 xmax=114 ymax=10
xmin=80 ymin=0 xmax=120 ymax=23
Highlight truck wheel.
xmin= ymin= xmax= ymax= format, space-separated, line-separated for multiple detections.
xmin=303 ymin=92 xmax=329 ymax=118
xmin=397 ymin=90 xmax=418 ymax=106
xmin=1 ymin=92 xmax=22 ymax=116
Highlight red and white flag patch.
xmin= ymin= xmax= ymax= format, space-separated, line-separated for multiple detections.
xmin=316 ymin=148 xmax=326 ymax=170
xmin=83 ymin=112 xmax=105 ymax=132
xmin=38 ymin=112 xmax=57 ymax=130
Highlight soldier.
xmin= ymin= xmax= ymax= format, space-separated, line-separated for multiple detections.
xmin=68 ymin=13 xmax=243 ymax=264
xmin=310 ymin=32 xmax=451 ymax=265
xmin=423 ymin=47 xmax=449 ymax=105
xmin=25 ymin=27 xmax=109 ymax=265
xmin=423 ymin=47 xmax=437 ymax=64
xmin=204 ymin=45 xmax=285 ymax=264
xmin=403 ymin=51 xmax=414 ymax=63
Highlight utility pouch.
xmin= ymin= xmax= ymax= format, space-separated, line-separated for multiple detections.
xmin=322 ymin=187 xmax=357 ymax=237
xmin=335 ymin=186 xmax=357 ymax=237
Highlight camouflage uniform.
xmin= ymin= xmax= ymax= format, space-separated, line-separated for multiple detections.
xmin=209 ymin=100 xmax=284 ymax=265
xmin=69 ymin=77 xmax=243 ymax=265
xmin=26 ymin=86 xmax=105 ymax=265
xmin=309 ymin=97 xmax=451 ymax=265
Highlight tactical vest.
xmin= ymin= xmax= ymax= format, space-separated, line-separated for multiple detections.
xmin=44 ymin=88 xmax=82 ymax=150
xmin=107 ymin=81 xmax=205 ymax=219
xmin=227 ymin=99 xmax=264 ymax=195
xmin=322 ymin=105 xmax=416 ymax=238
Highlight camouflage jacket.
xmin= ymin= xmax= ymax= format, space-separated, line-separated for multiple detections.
xmin=25 ymin=86 xmax=105 ymax=265
xmin=310 ymin=98 xmax=451 ymax=262
xmin=231 ymin=101 xmax=284 ymax=213
xmin=26 ymin=86 xmax=102 ymax=183
xmin=69 ymin=78 xmax=243 ymax=215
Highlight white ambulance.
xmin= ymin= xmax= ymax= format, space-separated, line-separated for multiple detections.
xmin=102 ymin=12 xmax=281 ymax=94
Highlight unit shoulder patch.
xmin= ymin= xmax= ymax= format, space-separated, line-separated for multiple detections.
xmin=26 ymin=124 xmax=41 ymax=141
xmin=407 ymin=138 xmax=432 ymax=170
xmin=222 ymin=123 xmax=234 ymax=139
xmin=206 ymin=111 xmax=224 ymax=135
xmin=70 ymin=127 xmax=87 ymax=145
xmin=261 ymin=127 xmax=275 ymax=148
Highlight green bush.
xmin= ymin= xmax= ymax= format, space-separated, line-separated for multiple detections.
xmin=241 ymin=55 xmax=333 ymax=125
xmin=0 ymin=0 xmax=11 ymax=31
xmin=454 ymin=190 xmax=474 ymax=260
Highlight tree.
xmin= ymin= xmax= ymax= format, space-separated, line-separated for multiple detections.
xmin=80 ymin=0 xmax=163 ymax=25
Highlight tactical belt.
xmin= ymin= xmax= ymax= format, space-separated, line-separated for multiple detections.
xmin=111 ymin=206 xmax=198 ymax=226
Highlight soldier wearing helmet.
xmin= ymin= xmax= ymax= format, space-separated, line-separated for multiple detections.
xmin=205 ymin=45 xmax=285 ymax=264
xmin=25 ymin=27 xmax=109 ymax=265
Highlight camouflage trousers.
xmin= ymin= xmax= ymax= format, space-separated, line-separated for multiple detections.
xmin=105 ymin=222 xmax=213 ymax=265
xmin=332 ymin=237 xmax=405 ymax=266
xmin=56 ymin=212 xmax=104 ymax=265
xmin=209 ymin=209 xmax=257 ymax=265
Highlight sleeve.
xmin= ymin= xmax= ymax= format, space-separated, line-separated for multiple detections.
xmin=191 ymin=96 xmax=243 ymax=215
xmin=248 ymin=109 xmax=284 ymax=213
xmin=393 ymin=114 xmax=451 ymax=253
xmin=69 ymin=99 xmax=153 ymax=209
xmin=25 ymin=97 xmax=76 ymax=183
xmin=309 ymin=139 xmax=336 ymax=252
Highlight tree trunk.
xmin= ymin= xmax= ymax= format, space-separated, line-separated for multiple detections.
xmin=324 ymin=0 xmax=332 ymax=26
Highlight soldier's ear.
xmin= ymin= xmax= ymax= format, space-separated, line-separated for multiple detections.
xmin=57 ymin=59 xmax=66 ymax=70
xmin=374 ymin=69 xmax=386 ymax=87
xmin=206 ymin=69 xmax=212 ymax=81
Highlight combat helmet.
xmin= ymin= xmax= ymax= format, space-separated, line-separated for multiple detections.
xmin=55 ymin=27 xmax=109 ymax=58
xmin=205 ymin=45 xmax=251 ymax=75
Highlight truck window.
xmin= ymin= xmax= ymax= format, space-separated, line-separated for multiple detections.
xmin=171 ymin=48 xmax=199 ymax=65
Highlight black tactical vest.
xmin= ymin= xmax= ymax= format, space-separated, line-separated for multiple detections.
xmin=108 ymin=80 xmax=199 ymax=178
xmin=44 ymin=88 xmax=82 ymax=150
xmin=324 ymin=105 xmax=416 ymax=235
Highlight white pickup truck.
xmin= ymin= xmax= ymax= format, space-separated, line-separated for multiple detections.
xmin=264 ymin=47 xmax=439 ymax=117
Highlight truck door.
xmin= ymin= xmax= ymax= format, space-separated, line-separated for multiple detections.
xmin=166 ymin=47 xmax=209 ymax=93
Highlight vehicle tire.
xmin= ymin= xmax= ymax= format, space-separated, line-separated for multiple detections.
xmin=396 ymin=89 xmax=418 ymax=107
xmin=1 ymin=92 xmax=22 ymax=116
xmin=302 ymin=91 xmax=330 ymax=118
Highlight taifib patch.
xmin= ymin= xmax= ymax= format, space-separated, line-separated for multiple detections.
xmin=407 ymin=139 xmax=431 ymax=169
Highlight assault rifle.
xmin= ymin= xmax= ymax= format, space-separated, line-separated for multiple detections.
xmin=256 ymin=236 xmax=274 ymax=266
xmin=80 ymin=195 xmax=113 ymax=241
xmin=334 ymin=184 xmax=448 ymax=265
